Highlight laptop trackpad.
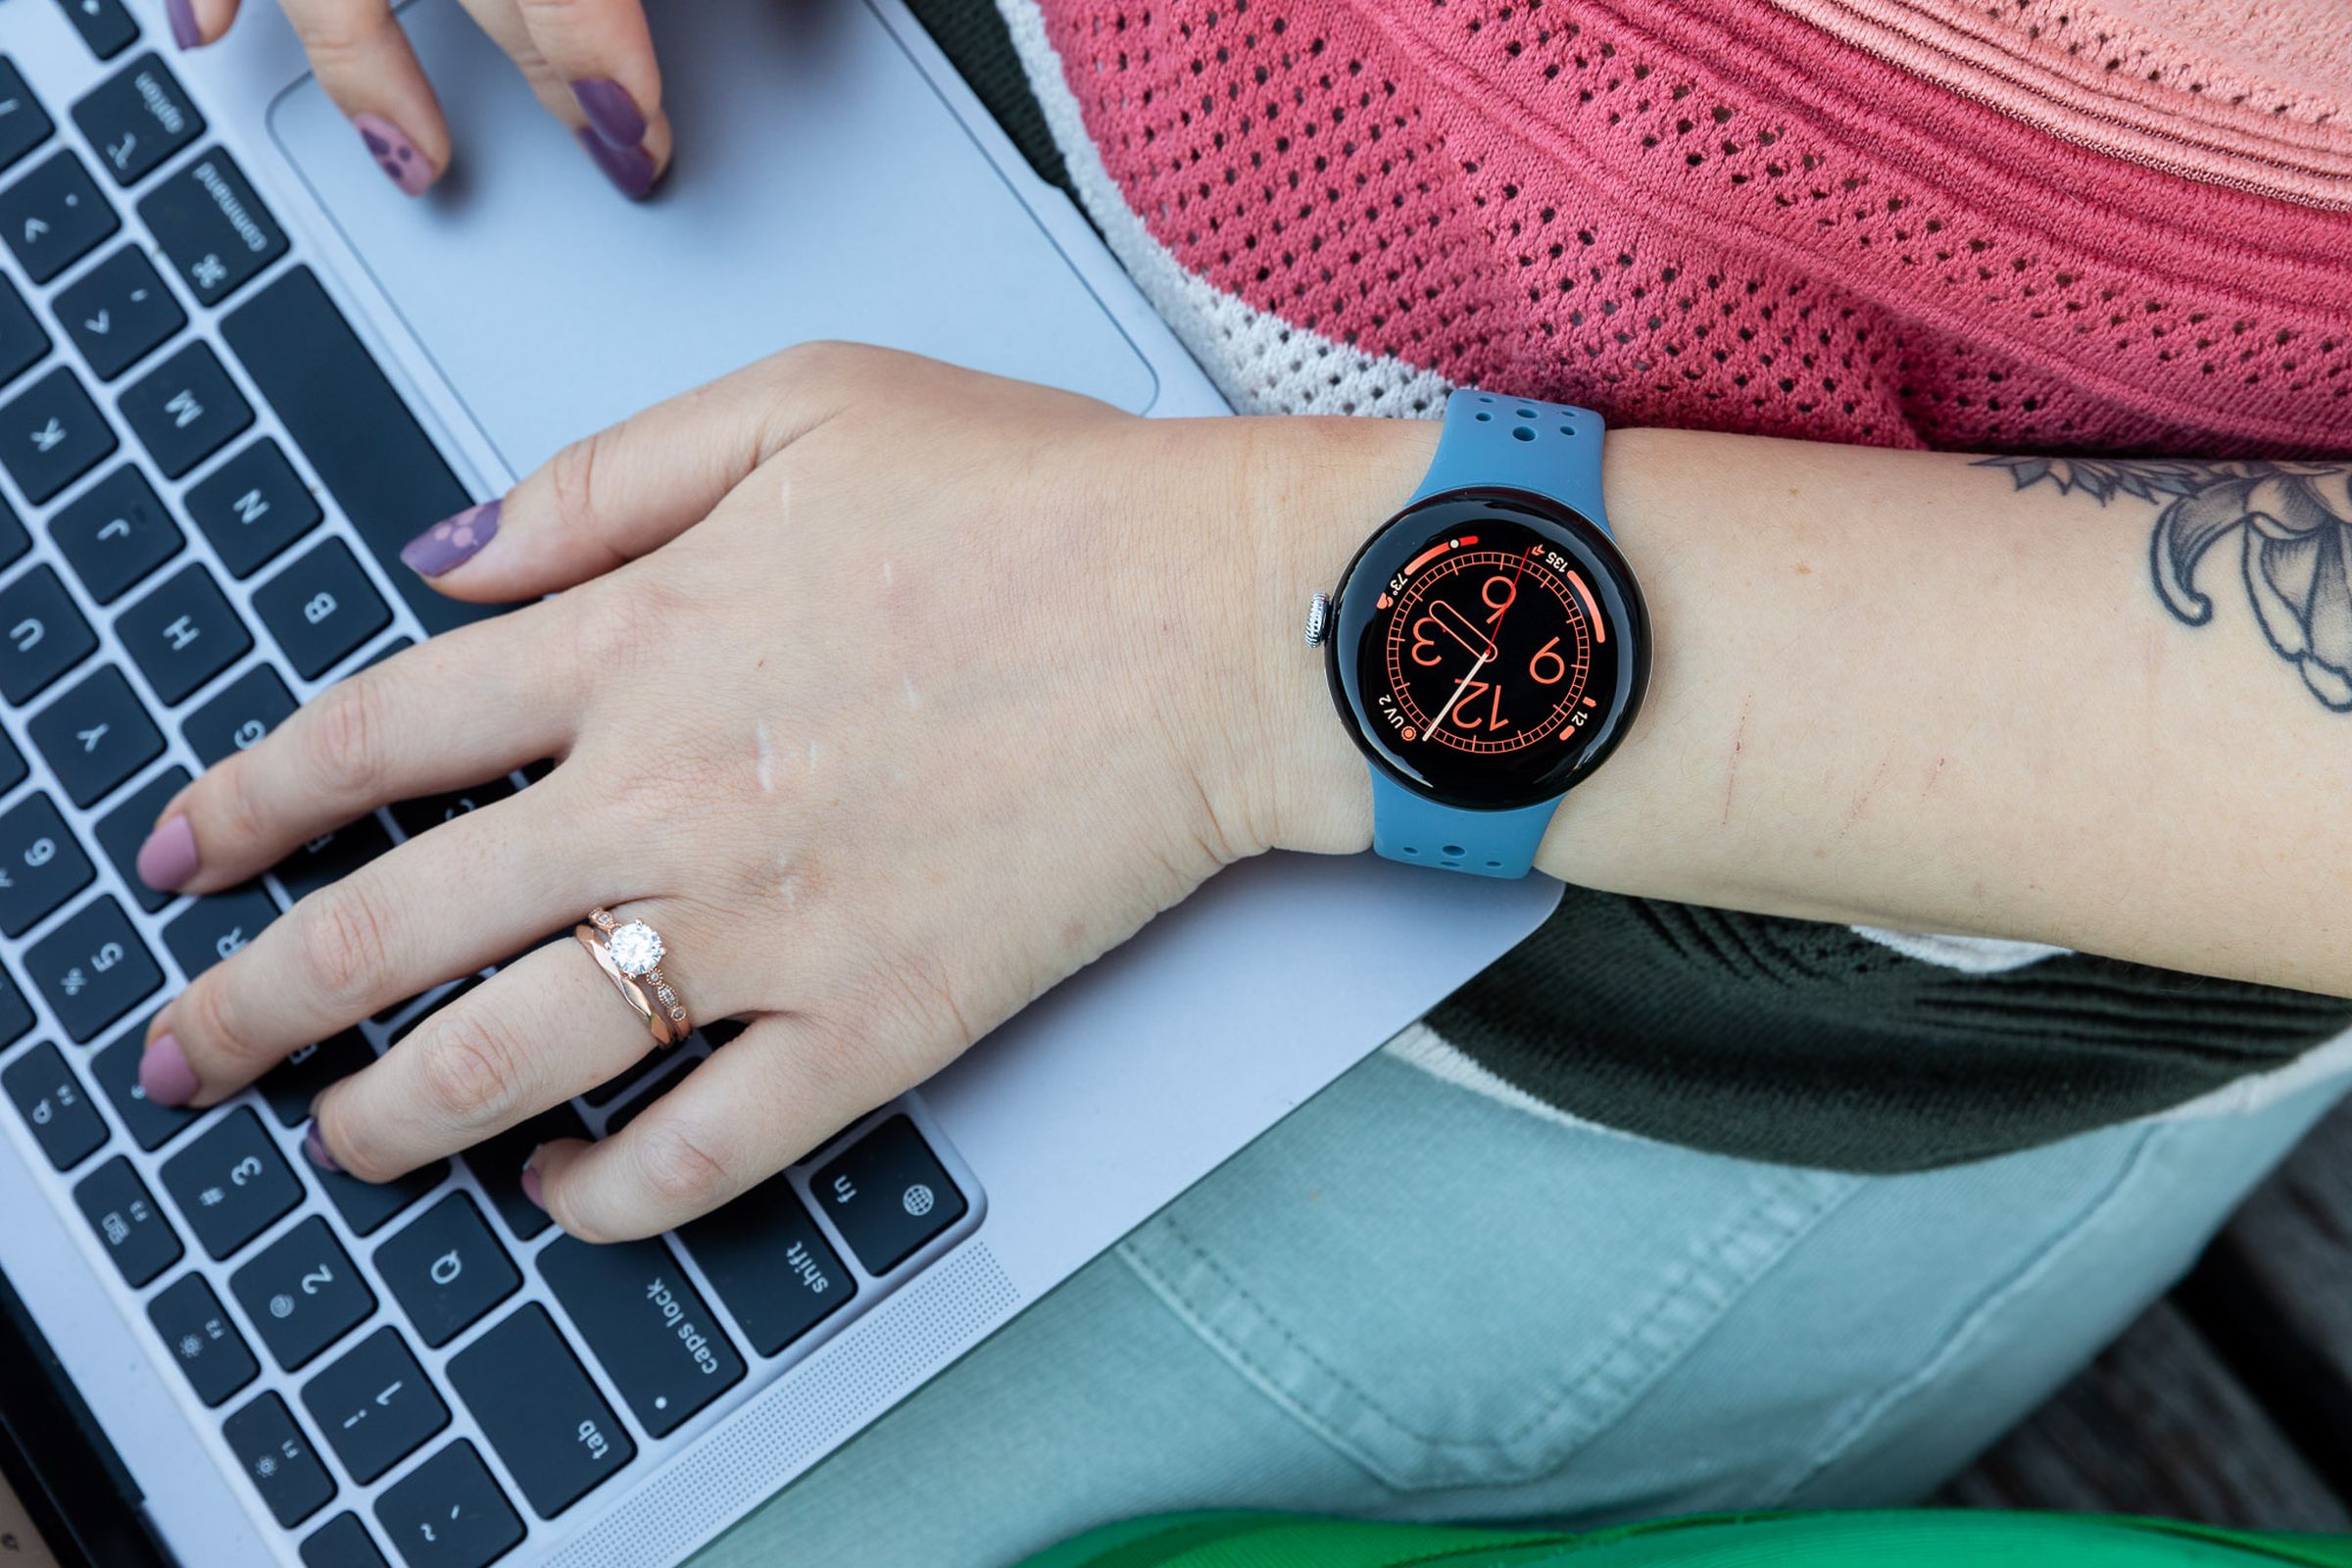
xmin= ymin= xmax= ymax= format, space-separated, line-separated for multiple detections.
xmin=267 ymin=0 xmax=1160 ymax=479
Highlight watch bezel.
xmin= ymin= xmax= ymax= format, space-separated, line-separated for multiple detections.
xmin=1325 ymin=487 xmax=1650 ymax=812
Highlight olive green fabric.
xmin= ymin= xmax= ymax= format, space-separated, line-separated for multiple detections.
xmin=1021 ymin=1512 xmax=2352 ymax=1568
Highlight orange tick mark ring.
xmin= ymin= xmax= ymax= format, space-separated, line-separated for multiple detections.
xmin=575 ymin=907 xmax=693 ymax=1048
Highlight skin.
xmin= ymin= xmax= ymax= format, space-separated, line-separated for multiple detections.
xmin=128 ymin=344 xmax=2352 ymax=1243
xmin=181 ymin=0 xmax=672 ymax=192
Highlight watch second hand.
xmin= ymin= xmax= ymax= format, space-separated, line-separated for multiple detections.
xmin=1428 ymin=652 xmax=1491 ymax=735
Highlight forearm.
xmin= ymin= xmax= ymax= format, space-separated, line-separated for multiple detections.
xmin=1248 ymin=419 xmax=2352 ymax=996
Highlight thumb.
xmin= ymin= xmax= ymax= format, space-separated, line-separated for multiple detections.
xmin=395 ymin=342 xmax=870 ymax=601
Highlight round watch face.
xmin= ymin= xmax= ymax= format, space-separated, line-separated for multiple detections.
xmin=1327 ymin=489 xmax=1648 ymax=810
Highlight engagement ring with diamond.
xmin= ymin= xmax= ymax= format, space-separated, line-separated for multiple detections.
xmin=575 ymin=906 xmax=693 ymax=1047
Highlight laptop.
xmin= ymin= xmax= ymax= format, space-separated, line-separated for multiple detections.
xmin=0 ymin=0 xmax=1561 ymax=1562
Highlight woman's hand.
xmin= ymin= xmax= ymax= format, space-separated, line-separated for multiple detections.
xmin=172 ymin=0 xmax=669 ymax=198
xmin=130 ymin=346 xmax=1417 ymax=1242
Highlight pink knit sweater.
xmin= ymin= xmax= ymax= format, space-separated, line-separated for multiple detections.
xmin=1014 ymin=0 xmax=2352 ymax=455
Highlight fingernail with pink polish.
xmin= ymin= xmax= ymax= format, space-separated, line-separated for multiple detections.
xmin=302 ymin=1121 xmax=343 ymax=1175
xmin=400 ymin=498 xmax=501 ymax=577
xmin=354 ymin=114 xmax=432 ymax=197
xmin=520 ymin=1148 xmax=547 ymax=1210
xmin=166 ymin=0 xmax=201 ymax=49
xmin=135 ymin=815 xmax=198 ymax=893
xmin=139 ymin=1034 xmax=199 ymax=1108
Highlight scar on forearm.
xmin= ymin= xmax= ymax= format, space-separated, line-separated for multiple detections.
xmin=1974 ymin=455 xmax=2352 ymax=712
xmin=1723 ymin=696 xmax=1749 ymax=826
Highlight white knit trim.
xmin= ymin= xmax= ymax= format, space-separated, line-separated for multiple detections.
xmin=1379 ymin=1022 xmax=1651 ymax=1142
xmin=1848 ymin=926 xmax=2071 ymax=974
xmin=994 ymin=0 xmax=1455 ymax=418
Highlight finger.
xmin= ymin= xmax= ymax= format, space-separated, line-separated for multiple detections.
xmin=272 ymin=0 xmax=454 ymax=195
xmin=136 ymin=612 xmax=576 ymax=897
xmin=167 ymin=0 xmax=235 ymax=50
xmin=528 ymin=1016 xmax=877 ymax=1242
xmin=141 ymin=790 xmax=598 ymax=1107
xmin=311 ymin=906 xmax=730 ymax=1182
xmin=456 ymin=0 xmax=670 ymax=200
xmin=396 ymin=341 xmax=889 ymax=601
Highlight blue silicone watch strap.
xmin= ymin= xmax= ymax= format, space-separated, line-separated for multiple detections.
xmin=1371 ymin=389 xmax=1608 ymax=878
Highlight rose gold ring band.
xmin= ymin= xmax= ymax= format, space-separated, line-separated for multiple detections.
xmin=574 ymin=906 xmax=693 ymax=1048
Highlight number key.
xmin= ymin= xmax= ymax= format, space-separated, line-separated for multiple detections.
xmin=301 ymin=1327 xmax=447 ymax=1485
xmin=149 ymin=1272 xmax=258 ymax=1407
xmin=374 ymin=1443 xmax=523 ymax=1568
xmin=230 ymin=1216 xmax=374 ymax=1370
xmin=222 ymin=1393 xmax=335 ymax=1529
xmin=94 ymin=764 xmax=186 ymax=911
xmin=74 ymin=1154 xmax=181 ymax=1286
xmin=50 ymin=466 xmax=181 ymax=603
xmin=26 ymin=895 xmax=160 ymax=1041
xmin=0 ymin=792 xmax=93 ymax=936
xmin=117 ymin=562 xmax=252 ymax=704
xmin=161 ymin=1105 xmax=302 ymax=1259
xmin=2 ymin=1040 xmax=107 ymax=1170
xmin=90 ymin=1016 xmax=196 ymax=1150
xmin=30 ymin=664 xmax=165 ymax=807
xmin=0 ymin=564 xmax=98 ymax=704
xmin=259 ymin=1028 xmax=372 ymax=1128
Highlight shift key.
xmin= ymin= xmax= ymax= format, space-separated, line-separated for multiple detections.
xmin=536 ymin=1235 xmax=743 ymax=1439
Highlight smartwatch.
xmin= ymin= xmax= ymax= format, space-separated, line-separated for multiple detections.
xmin=1309 ymin=390 xmax=1649 ymax=878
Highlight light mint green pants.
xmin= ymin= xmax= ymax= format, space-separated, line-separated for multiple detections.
xmin=695 ymin=1038 xmax=2346 ymax=1568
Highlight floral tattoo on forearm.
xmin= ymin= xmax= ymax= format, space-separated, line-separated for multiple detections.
xmin=1975 ymin=456 xmax=2352 ymax=710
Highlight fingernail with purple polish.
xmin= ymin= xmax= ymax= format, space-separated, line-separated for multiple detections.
xmin=520 ymin=1149 xmax=547 ymax=1210
xmin=135 ymin=815 xmax=198 ymax=893
xmin=400 ymin=498 xmax=501 ymax=577
xmin=574 ymin=127 xmax=656 ymax=201
xmin=571 ymin=79 xmax=648 ymax=151
xmin=353 ymin=114 xmax=432 ymax=197
xmin=139 ymin=1034 xmax=199 ymax=1108
xmin=166 ymin=0 xmax=202 ymax=49
xmin=302 ymin=1121 xmax=343 ymax=1175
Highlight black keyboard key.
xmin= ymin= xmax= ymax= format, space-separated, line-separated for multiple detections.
xmin=118 ymin=561 xmax=251 ymax=704
xmin=680 ymin=1177 xmax=857 ymax=1357
xmin=54 ymin=248 xmax=183 ymax=382
xmin=260 ymin=1027 xmax=373 ymax=1127
xmin=187 ymin=438 xmax=320 ymax=577
xmin=536 ymin=1234 xmax=745 ymax=1438
xmin=2 ymin=1040 xmax=106 ymax=1170
xmin=90 ymin=1015 xmax=195 ymax=1149
xmin=389 ymin=777 xmax=514 ymax=842
xmin=94 ymin=762 xmax=185 ymax=911
xmin=463 ymin=1100 xmax=586 ymax=1242
xmin=302 ymin=1327 xmax=448 ymax=1485
xmin=50 ymin=0 xmax=140 ymax=62
xmin=31 ymin=664 xmax=165 ymax=806
xmin=223 ymin=1393 xmax=335 ymax=1529
xmin=222 ymin=270 xmax=502 ymax=638
xmin=0 ymin=366 xmax=117 ymax=507
xmin=0 ymin=722 xmax=22 ymax=798
xmin=276 ymin=812 xmax=394 ymax=904
xmin=0 ymin=61 xmax=56 ymax=176
xmin=375 ymin=1195 xmax=518 ymax=1349
xmin=0 ymin=150 xmax=117 ymax=282
xmin=0 ymin=564 xmax=96 ymax=704
xmin=810 ymin=1114 xmax=968 ymax=1275
xmin=161 ymin=1105 xmax=303 ymax=1258
xmin=447 ymin=1306 xmax=633 ymax=1519
xmin=302 ymin=1514 xmax=390 ymax=1568
xmin=26 ymin=894 xmax=159 ymax=1040
xmin=121 ymin=341 xmax=251 ymax=479
xmin=578 ymin=1046 xmax=668 ymax=1109
xmin=231 ymin=1216 xmax=375 ymax=1371
xmin=163 ymin=880 xmax=277 ymax=979
xmin=256 ymin=538 xmax=390 ymax=680
xmin=73 ymin=55 xmax=203 ymax=187
xmin=0 ymin=792 xmax=93 ymax=936
xmin=0 ymin=959 xmax=31 ymax=1050
xmin=375 ymin=1442 xmax=524 ymax=1568
xmin=139 ymin=150 xmax=284 ymax=308
xmin=184 ymin=662 xmax=294 ymax=767
xmin=0 ymin=273 xmax=44 ymax=388
xmin=0 ymin=494 xmax=25 ymax=575
xmin=73 ymin=1153 xmax=180 ymax=1286
xmin=51 ymin=465 xmax=180 ymax=602
xmin=318 ymin=1154 xmax=443 ymax=1239
xmin=599 ymin=1054 xmax=699 ymax=1135
xmin=149 ymin=1271 xmax=258 ymax=1406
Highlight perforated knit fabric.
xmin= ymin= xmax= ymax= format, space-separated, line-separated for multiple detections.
xmin=1020 ymin=0 xmax=2352 ymax=447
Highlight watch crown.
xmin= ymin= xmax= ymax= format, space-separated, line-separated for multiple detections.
xmin=1303 ymin=591 xmax=1333 ymax=647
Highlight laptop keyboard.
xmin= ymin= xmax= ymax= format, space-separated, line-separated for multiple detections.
xmin=0 ymin=28 xmax=982 ymax=1568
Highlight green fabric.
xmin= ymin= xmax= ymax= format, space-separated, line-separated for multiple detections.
xmin=1023 ymin=1513 xmax=2352 ymax=1568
